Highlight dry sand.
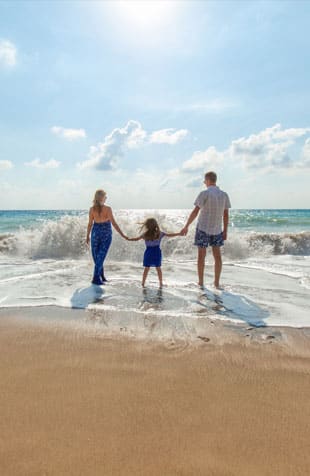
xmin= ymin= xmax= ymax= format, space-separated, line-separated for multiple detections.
xmin=1 ymin=311 xmax=310 ymax=476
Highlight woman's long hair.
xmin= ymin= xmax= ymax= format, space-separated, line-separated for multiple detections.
xmin=93 ymin=189 xmax=106 ymax=215
xmin=140 ymin=218 xmax=160 ymax=241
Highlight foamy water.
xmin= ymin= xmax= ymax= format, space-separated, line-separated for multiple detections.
xmin=0 ymin=209 xmax=309 ymax=338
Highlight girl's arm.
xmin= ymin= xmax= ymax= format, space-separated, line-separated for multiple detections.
xmin=86 ymin=208 xmax=94 ymax=245
xmin=127 ymin=235 xmax=144 ymax=242
xmin=161 ymin=231 xmax=181 ymax=238
xmin=109 ymin=207 xmax=127 ymax=239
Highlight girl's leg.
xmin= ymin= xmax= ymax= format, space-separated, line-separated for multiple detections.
xmin=142 ymin=267 xmax=150 ymax=287
xmin=156 ymin=267 xmax=163 ymax=288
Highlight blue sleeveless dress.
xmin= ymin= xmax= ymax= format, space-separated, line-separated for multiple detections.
xmin=143 ymin=232 xmax=165 ymax=267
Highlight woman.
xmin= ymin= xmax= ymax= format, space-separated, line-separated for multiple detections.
xmin=86 ymin=189 xmax=127 ymax=285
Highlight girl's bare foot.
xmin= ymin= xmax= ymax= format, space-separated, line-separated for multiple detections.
xmin=214 ymin=282 xmax=224 ymax=290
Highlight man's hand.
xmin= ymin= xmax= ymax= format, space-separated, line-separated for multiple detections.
xmin=222 ymin=230 xmax=227 ymax=241
xmin=86 ymin=236 xmax=90 ymax=246
xmin=180 ymin=226 xmax=188 ymax=236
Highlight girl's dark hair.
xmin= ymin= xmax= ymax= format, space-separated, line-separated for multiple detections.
xmin=140 ymin=218 xmax=160 ymax=241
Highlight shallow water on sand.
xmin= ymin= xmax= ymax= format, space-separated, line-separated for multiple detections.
xmin=0 ymin=209 xmax=309 ymax=338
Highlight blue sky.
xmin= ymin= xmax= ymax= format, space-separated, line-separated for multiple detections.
xmin=0 ymin=0 xmax=310 ymax=209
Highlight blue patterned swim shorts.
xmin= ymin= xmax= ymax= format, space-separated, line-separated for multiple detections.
xmin=194 ymin=228 xmax=224 ymax=247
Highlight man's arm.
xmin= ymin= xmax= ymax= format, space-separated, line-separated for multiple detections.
xmin=180 ymin=206 xmax=200 ymax=235
xmin=223 ymin=209 xmax=229 ymax=240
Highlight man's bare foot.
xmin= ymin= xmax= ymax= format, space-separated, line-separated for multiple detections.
xmin=198 ymin=283 xmax=204 ymax=290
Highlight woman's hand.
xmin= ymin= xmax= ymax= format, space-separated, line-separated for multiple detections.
xmin=86 ymin=236 xmax=90 ymax=246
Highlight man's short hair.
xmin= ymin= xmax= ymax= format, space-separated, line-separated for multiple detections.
xmin=205 ymin=171 xmax=217 ymax=183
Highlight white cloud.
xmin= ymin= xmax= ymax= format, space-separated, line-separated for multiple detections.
xmin=230 ymin=124 xmax=310 ymax=169
xmin=0 ymin=39 xmax=17 ymax=68
xmin=182 ymin=146 xmax=224 ymax=172
xmin=126 ymin=122 xmax=147 ymax=148
xmin=24 ymin=158 xmax=61 ymax=169
xmin=186 ymin=177 xmax=204 ymax=188
xmin=150 ymin=128 xmax=188 ymax=145
xmin=78 ymin=120 xmax=143 ymax=170
xmin=0 ymin=160 xmax=13 ymax=170
xmin=78 ymin=120 xmax=188 ymax=170
xmin=180 ymin=123 xmax=310 ymax=174
xmin=51 ymin=126 xmax=86 ymax=141
xmin=301 ymin=138 xmax=310 ymax=167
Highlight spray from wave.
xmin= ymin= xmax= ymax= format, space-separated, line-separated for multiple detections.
xmin=0 ymin=212 xmax=309 ymax=261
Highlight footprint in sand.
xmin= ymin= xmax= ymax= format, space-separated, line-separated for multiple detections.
xmin=198 ymin=336 xmax=210 ymax=343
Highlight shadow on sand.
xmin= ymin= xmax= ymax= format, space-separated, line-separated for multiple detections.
xmin=197 ymin=288 xmax=269 ymax=327
xmin=71 ymin=285 xmax=105 ymax=309
xmin=70 ymin=284 xmax=269 ymax=328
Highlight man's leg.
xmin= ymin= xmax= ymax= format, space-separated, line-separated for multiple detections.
xmin=212 ymin=246 xmax=222 ymax=288
xmin=197 ymin=247 xmax=207 ymax=287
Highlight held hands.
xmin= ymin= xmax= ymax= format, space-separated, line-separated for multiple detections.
xmin=180 ymin=226 xmax=188 ymax=236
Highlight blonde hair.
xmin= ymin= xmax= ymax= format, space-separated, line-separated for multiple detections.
xmin=140 ymin=218 xmax=160 ymax=241
xmin=93 ymin=189 xmax=106 ymax=214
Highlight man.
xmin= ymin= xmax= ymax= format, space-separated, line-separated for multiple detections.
xmin=181 ymin=171 xmax=231 ymax=289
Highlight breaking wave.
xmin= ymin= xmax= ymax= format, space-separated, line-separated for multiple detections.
xmin=0 ymin=212 xmax=309 ymax=261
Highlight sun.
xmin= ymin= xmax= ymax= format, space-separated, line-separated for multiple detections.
xmin=112 ymin=0 xmax=177 ymax=31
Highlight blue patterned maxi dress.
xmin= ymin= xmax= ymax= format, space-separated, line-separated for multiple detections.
xmin=91 ymin=221 xmax=112 ymax=284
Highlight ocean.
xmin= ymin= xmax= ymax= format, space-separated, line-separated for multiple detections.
xmin=0 ymin=209 xmax=309 ymax=338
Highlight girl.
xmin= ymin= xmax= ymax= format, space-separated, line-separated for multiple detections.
xmin=127 ymin=218 xmax=181 ymax=288
xmin=86 ymin=189 xmax=127 ymax=285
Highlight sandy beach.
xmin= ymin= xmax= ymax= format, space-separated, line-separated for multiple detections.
xmin=1 ymin=309 xmax=310 ymax=476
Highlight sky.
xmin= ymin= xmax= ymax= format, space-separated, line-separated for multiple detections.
xmin=0 ymin=0 xmax=310 ymax=209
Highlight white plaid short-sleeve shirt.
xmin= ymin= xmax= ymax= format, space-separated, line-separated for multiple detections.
xmin=194 ymin=186 xmax=231 ymax=235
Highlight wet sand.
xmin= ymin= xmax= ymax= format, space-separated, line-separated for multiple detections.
xmin=1 ymin=310 xmax=310 ymax=476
